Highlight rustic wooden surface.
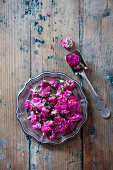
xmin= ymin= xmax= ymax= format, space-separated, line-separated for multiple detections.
xmin=0 ymin=0 xmax=113 ymax=170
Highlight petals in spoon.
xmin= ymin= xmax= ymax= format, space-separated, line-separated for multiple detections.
xmin=65 ymin=50 xmax=87 ymax=75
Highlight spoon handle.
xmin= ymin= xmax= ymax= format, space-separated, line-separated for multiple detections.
xmin=79 ymin=71 xmax=110 ymax=118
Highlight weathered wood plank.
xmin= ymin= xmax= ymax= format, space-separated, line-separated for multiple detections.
xmin=1 ymin=0 xmax=112 ymax=169
xmin=80 ymin=0 xmax=113 ymax=169
xmin=0 ymin=0 xmax=31 ymax=169
xmin=30 ymin=0 xmax=82 ymax=169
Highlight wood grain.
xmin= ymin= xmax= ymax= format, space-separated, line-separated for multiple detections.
xmin=81 ymin=0 xmax=113 ymax=169
xmin=30 ymin=0 xmax=83 ymax=170
xmin=0 ymin=0 xmax=113 ymax=169
xmin=0 ymin=0 xmax=31 ymax=169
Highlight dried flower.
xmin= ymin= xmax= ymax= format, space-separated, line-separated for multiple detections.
xmin=64 ymin=80 xmax=75 ymax=90
xmin=67 ymin=54 xmax=79 ymax=66
xmin=67 ymin=53 xmax=85 ymax=71
xmin=32 ymin=122 xmax=41 ymax=129
xmin=30 ymin=115 xmax=37 ymax=124
xmin=62 ymin=37 xmax=73 ymax=49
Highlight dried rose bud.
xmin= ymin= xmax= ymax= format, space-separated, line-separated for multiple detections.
xmin=67 ymin=54 xmax=79 ymax=66
xmin=62 ymin=37 xmax=73 ymax=49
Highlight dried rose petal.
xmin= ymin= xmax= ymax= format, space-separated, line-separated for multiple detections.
xmin=46 ymin=13 xmax=51 ymax=17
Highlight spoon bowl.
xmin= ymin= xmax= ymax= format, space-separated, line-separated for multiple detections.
xmin=65 ymin=50 xmax=87 ymax=74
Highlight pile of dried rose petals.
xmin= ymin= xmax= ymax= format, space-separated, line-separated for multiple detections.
xmin=25 ymin=79 xmax=84 ymax=140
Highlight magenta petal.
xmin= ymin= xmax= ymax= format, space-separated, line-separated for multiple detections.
xmin=46 ymin=13 xmax=51 ymax=16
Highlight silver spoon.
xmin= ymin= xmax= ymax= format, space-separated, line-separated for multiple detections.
xmin=65 ymin=49 xmax=110 ymax=118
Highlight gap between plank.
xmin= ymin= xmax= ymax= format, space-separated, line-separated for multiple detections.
xmin=78 ymin=0 xmax=84 ymax=169
xmin=28 ymin=23 xmax=32 ymax=170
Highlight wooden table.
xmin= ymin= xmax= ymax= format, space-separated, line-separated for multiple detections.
xmin=0 ymin=0 xmax=113 ymax=169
